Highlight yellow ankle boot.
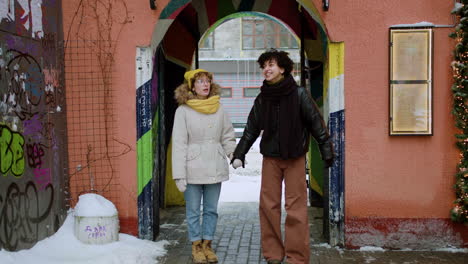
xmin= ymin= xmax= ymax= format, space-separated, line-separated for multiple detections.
xmin=192 ymin=240 xmax=208 ymax=263
xmin=202 ymin=240 xmax=218 ymax=263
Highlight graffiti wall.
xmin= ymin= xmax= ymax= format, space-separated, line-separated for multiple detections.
xmin=0 ymin=0 xmax=68 ymax=251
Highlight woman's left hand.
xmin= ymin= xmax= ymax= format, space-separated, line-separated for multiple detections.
xmin=175 ymin=179 xmax=187 ymax=192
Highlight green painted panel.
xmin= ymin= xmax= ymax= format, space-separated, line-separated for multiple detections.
xmin=137 ymin=132 xmax=153 ymax=195
xmin=217 ymin=0 xmax=236 ymax=20
xmin=160 ymin=0 xmax=191 ymax=19
xmin=309 ymin=138 xmax=324 ymax=194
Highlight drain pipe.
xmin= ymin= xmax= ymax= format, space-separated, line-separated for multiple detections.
xmin=149 ymin=0 xmax=156 ymax=10
xmin=322 ymin=0 xmax=329 ymax=11
xmin=434 ymin=0 xmax=460 ymax=28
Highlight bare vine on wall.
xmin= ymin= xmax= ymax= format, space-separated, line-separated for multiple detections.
xmin=65 ymin=0 xmax=134 ymax=198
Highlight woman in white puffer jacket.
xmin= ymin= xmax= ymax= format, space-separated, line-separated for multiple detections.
xmin=171 ymin=69 xmax=235 ymax=264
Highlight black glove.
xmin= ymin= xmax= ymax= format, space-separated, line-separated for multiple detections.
xmin=324 ymin=158 xmax=334 ymax=168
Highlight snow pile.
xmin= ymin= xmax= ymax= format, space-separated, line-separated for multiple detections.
xmin=391 ymin=21 xmax=434 ymax=28
xmin=452 ymin=2 xmax=463 ymax=13
xmin=75 ymin=193 xmax=118 ymax=217
xmin=312 ymin=243 xmax=332 ymax=248
xmin=359 ymin=246 xmax=386 ymax=252
xmin=435 ymin=247 xmax=468 ymax=253
xmin=0 ymin=197 xmax=168 ymax=264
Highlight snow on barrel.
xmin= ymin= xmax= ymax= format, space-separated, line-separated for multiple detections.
xmin=74 ymin=193 xmax=119 ymax=244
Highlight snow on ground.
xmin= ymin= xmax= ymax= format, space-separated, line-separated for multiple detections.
xmin=312 ymin=243 xmax=332 ymax=248
xmin=434 ymin=247 xmax=468 ymax=253
xmin=3 ymin=138 xmax=466 ymax=264
xmin=357 ymin=246 xmax=468 ymax=253
xmin=220 ymin=134 xmax=327 ymax=208
xmin=219 ymin=137 xmax=286 ymax=203
xmin=359 ymin=246 xmax=386 ymax=252
xmin=0 ymin=194 xmax=169 ymax=264
xmin=220 ymin=137 xmax=263 ymax=203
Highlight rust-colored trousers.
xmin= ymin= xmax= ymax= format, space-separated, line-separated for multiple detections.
xmin=260 ymin=155 xmax=310 ymax=264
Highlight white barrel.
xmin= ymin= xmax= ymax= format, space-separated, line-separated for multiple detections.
xmin=73 ymin=193 xmax=120 ymax=244
xmin=74 ymin=214 xmax=119 ymax=244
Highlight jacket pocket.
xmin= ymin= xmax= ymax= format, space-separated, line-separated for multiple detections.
xmin=216 ymin=145 xmax=229 ymax=178
xmin=187 ymin=145 xmax=201 ymax=161
xmin=217 ymin=145 xmax=226 ymax=158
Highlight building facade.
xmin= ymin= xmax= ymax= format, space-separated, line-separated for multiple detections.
xmin=198 ymin=17 xmax=301 ymax=125
xmin=2 ymin=0 xmax=466 ymax=251
xmin=61 ymin=0 xmax=468 ymax=249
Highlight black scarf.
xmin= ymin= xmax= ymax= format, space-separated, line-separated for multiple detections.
xmin=260 ymin=74 xmax=303 ymax=159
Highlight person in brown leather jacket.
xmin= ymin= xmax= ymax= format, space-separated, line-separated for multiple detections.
xmin=231 ymin=49 xmax=334 ymax=264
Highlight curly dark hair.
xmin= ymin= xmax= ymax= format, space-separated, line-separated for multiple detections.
xmin=257 ymin=49 xmax=294 ymax=76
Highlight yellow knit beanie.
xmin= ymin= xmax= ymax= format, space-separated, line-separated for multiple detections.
xmin=184 ymin=69 xmax=208 ymax=89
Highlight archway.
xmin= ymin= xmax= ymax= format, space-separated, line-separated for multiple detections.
xmin=136 ymin=0 xmax=345 ymax=246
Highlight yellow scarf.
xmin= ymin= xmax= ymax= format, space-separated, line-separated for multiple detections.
xmin=186 ymin=95 xmax=220 ymax=114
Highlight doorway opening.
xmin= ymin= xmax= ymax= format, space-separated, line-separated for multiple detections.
xmin=136 ymin=0 xmax=345 ymax=247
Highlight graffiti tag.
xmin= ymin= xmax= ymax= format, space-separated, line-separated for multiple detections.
xmin=26 ymin=141 xmax=45 ymax=168
xmin=85 ymin=224 xmax=107 ymax=239
xmin=0 ymin=124 xmax=25 ymax=177
xmin=0 ymin=181 xmax=54 ymax=251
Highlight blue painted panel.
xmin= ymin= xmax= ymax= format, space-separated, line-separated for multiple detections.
xmin=329 ymin=109 xmax=345 ymax=224
xmin=138 ymin=180 xmax=154 ymax=240
xmin=136 ymin=80 xmax=152 ymax=140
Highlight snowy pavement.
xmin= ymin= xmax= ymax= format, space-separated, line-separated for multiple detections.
xmin=155 ymin=203 xmax=468 ymax=264
xmin=2 ymin=137 xmax=467 ymax=264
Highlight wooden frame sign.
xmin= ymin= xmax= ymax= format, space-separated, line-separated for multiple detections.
xmin=389 ymin=28 xmax=433 ymax=135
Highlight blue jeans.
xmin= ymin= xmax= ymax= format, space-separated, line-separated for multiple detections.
xmin=184 ymin=183 xmax=221 ymax=242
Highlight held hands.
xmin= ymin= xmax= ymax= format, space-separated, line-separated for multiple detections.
xmin=175 ymin=179 xmax=187 ymax=192
xmin=228 ymin=153 xmax=243 ymax=169
xmin=230 ymin=153 xmax=245 ymax=169
xmin=232 ymin=159 xmax=243 ymax=169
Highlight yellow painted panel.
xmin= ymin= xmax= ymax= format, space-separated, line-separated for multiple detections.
xmin=304 ymin=39 xmax=324 ymax=62
xmin=297 ymin=0 xmax=326 ymax=29
xmin=165 ymin=139 xmax=185 ymax=206
xmin=328 ymin=42 xmax=344 ymax=78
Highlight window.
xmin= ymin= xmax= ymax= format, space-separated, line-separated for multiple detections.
xmin=389 ymin=28 xmax=432 ymax=135
xmin=243 ymin=87 xmax=260 ymax=97
xmin=220 ymin=87 xmax=232 ymax=98
xmin=200 ymin=32 xmax=214 ymax=50
xmin=279 ymin=26 xmax=298 ymax=48
xmin=242 ymin=18 xmax=298 ymax=49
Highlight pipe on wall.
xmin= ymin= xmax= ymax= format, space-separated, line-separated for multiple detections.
xmin=323 ymin=0 xmax=329 ymax=11
xmin=150 ymin=0 xmax=156 ymax=10
xmin=434 ymin=0 xmax=460 ymax=28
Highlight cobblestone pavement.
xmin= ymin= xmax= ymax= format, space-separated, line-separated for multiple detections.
xmin=155 ymin=202 xmax=467 ymax=264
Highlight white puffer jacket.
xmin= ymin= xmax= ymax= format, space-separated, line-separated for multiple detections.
xmin=171 ymin=104 xmax=236 ymax=184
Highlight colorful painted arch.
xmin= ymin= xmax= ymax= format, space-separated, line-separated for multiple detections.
xmin=155 ymin=0 xmax=329 ymax=66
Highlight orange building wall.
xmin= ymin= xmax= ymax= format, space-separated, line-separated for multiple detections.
xmin=312 ymin=0 xmax=466 ymax=247
xmin=62 ymin=0 xmax=465 ymax=246
xmin=62 ymin=0 xmax=169 ymax=235
xmin=313 ymin=0 xmax=457 ymax=219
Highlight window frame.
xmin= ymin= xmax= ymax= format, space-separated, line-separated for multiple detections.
xmin=389 ymin=27 xmax=433 ymax=136
xmin=200 ymin=31 xmax=214 ymax=50
xmin=241 ymin=18 xmax=298 ymax=50
xmin=220 ymin=87 xmax=233 ymax=98
xmin=243 ymin=86 xmax=260 ymax=98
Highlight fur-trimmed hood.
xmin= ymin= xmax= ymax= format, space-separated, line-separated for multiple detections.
xmin=174 ymin=82 xmax=221 ymax=105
